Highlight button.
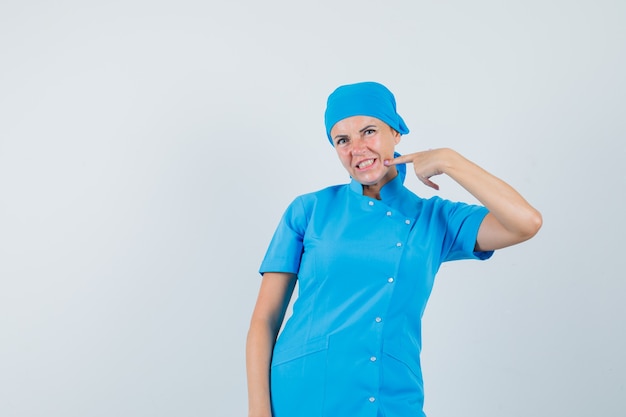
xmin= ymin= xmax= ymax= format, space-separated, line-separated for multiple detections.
xmin=396 ymin=242 xmax=402 ymax=247
xmin=368 ymin=201 xmax=374 ymax=206
xmin=386 ymin=211 xmax=392 ymax=216
xmin=369 ymin=397 xmax=376 ymax=403
xmin=388 ymin=277 xmax=394 ymax=283
xmin=375 ymin=317 xmax=382 ymax=323
xmin=405 ymin=219 xmax=411 ymax=225
xmin=370 ymin=356 xmax=377 ymax=362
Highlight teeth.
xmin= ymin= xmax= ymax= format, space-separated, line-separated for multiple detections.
xmin=358 ymin=159 xmax=375 ymax=169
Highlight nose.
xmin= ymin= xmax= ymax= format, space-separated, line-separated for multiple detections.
xmin=351 ymin=138 xmax=367 ymax=155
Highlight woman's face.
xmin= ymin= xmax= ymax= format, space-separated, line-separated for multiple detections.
xmin=330 ymin=115 xmax=401 ymax=188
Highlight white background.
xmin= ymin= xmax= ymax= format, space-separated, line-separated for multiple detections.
xmin=1 ymin=1 xmax=624 ymax=416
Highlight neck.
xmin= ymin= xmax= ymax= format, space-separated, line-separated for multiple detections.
xmin=362 ymin=184 xmax=382 ymax=200
xmin=361 ymin=168 xmax=398 ymax=200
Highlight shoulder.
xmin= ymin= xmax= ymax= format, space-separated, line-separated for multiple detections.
xmin=280 ymin=183 xmax=349 ymax=219
xmin=419 ymin=194 xmax=471 ymax=210
xmin=292 ymin=183 xmax=349 ymax=206
xmin=415 ymin=194 xmax=486 ymax=220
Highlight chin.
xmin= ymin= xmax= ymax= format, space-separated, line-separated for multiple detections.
xmin=354 ymin=173 xmax=385 ymax=185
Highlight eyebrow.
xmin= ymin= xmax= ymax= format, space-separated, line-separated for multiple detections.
xmin=359 ymin=124 xmax=377 ymax=133
xmin=333 ymin=124 xmax=378 ymax=142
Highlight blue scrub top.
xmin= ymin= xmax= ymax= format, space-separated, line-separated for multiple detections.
xmin=260 ymin=175 xmax=493 ymax=417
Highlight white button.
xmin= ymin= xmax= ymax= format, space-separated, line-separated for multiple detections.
xmin=386 ymin=211 xmax=392 ymax=216
xmin=396 ymin=242 xmax=402 ymax=247
xmin=368 ymin=201 xmax=374 ymax=206
xmin=405 ymin=219 xmax=411 ymax=225
xmin=370 ymin=356 xmax=377 ymax=362
xmin=369 ymin=397 xmax=376 ymax=403
xmin=375 ymin=317 xmax=382 ymax=323
xmin=388 ymin=277 xmax=394 ymax=283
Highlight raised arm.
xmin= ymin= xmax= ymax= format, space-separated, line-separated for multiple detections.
xmin=246 ymin=272 xmax=297 ymax=417
xmin=386 ymin=148 xmax=542 ymax=251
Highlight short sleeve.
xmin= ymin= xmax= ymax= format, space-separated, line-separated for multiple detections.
xmin=440 ymin=201 xmax=494 ymax=262
xmin=259 ymin=196 xmax=309 ymax=275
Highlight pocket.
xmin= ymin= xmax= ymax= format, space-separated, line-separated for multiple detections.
xmin=271 ymin=335 xmax=328 ymax=366
xmin=270 ymin=336 xmax=328 ymax=417
xmin=380 ymin=348 xmax=425 ymax=411
xmin=382 ymin=315 xmax=423 ymax=381
xmin=383 ymin=349 xmax=423 ymax=381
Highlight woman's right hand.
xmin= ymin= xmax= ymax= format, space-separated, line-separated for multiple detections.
xmin=246 ymin=272 xmax=297 ymax=417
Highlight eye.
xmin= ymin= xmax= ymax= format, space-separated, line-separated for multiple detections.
xmin=335 ymin=137 xmax=348 ymax=146
xmin=364 ymin=129 xmax=376 ymax=136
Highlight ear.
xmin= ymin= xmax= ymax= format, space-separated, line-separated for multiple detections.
xmin=393 ymin=130 xmax=402 ymax=145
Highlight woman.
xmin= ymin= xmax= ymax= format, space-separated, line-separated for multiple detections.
xmin=246 ymin=81 xmax=542 ymax=417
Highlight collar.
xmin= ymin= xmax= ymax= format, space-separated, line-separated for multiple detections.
xmin=349 ymin=173 xmax=404 ymax=201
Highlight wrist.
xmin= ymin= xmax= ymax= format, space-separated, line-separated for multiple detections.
xmin=437 ymin=147 xmax=459 ymax=175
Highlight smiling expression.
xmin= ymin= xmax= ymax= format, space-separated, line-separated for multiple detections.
xmin=331 ymin=116 xmax=402 ymax=195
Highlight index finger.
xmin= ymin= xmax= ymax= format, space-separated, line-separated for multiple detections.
xmin=384 ymin=153 xmax=416 ymax=166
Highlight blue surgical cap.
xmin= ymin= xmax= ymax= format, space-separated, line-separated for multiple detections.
xmin=324 ymin=81 xmax=409 ymax=145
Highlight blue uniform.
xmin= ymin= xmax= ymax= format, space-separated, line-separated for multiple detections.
xmin=260 ymin=175 xmax=493 ymax=417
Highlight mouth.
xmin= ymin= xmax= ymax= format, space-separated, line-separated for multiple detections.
xmin=356 ymin=158 xmax=376 ymax=170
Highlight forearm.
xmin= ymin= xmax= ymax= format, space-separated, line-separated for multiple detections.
xmin=246 ymin=318 xmax=278 ymax=417
xmin=246 ymin=272 xmax=296 ymax=417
